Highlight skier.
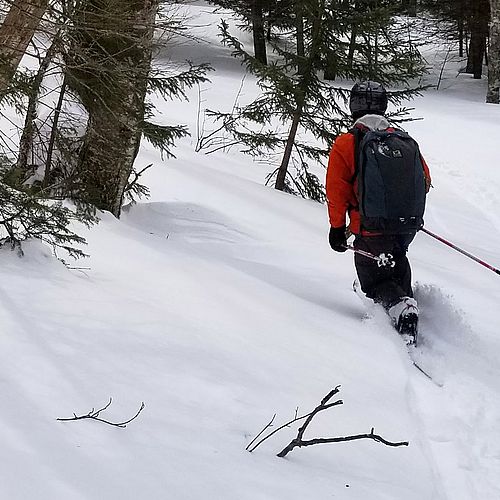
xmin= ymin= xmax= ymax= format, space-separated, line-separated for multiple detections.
xmin=326 ymin=81 xmax=431 ymax=340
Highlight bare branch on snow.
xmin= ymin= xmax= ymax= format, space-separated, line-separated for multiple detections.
xmin=57 ymin=398 xmax=145 ymax=428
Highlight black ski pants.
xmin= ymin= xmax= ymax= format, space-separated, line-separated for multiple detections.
xmin=354 ymin=233 xmax=416 ymax=309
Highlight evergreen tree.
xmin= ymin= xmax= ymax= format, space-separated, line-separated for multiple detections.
xmin=422 ymin=0 xmax=491 ymax=78
xmin=0 ymin=0 xmax=211 ymax=256
xmin=420 ymin=0 xmax=470 ymax=57
xmin=0 ymin=0 xmax=94 ymax=258
xmin=208 ymin=0 xmax=425 ymax=199
xmin=4 ymin=0 xmax=211 ymax=218
xmin=62 ymin=1 xmax=210 ymax=216
xmin=207 ymin=0 xmax=299 ymax=64
xmin=64 ymin=0 xmax=162 ymax=217
xmin=208 ymin=0 xmax=270 ymax=64
xmin=0 ymin=176 xmax=94 ymax=259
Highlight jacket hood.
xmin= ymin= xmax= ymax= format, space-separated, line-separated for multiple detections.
xmin=354 ymin=114 xmax=390 ymax=131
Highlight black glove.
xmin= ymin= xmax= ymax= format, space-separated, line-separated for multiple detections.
xmin=329 ymin=226 xmax=347 ymax=252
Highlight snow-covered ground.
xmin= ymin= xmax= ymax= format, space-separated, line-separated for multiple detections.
xmin=1 ymin=3 xmax=500 ymax=499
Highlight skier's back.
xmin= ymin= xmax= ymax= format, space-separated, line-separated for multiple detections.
xmin=326 ymin=81 xmax=431 ymax=341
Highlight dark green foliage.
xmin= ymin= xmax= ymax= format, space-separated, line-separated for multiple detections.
xmin=0 ymin=0 xmax=212 ymax=257
xmin=0 ymin=70 xmax=34 ymax=109
xmin=144 ymin=62 xmax=212 ymax=158
xmin=0 ymin=174 xmax=96 ymax=260
xmin=124 ymin=164 xmax=152 ymax=205
xmin=64 ymin=0 xmax=153 ymax=109
xmin=420 ymin=0 xmax=468 ymax=23
xmin=266 ymin=157 xmax=326 ymax=202
xmin=141 ymin=121 xmax=189 ymax=159
xmin=419 ymin=0 xmax=483 ymax=64
xmin=208 ymin=1 xmax=426 ymax=199
xmin=147 ymin=63 xmax=212 ymax=101
xmin=60 ymin=1 xmax=212 ymax=215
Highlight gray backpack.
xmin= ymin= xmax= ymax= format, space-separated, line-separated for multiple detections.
xmin=353 ymin=127 xmax=427 ymax=234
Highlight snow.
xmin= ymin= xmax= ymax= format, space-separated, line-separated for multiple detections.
xmin=1 ymin=3 xmax=500 ymax=499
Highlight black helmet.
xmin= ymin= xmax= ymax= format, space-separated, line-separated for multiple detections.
xmin=349 ymin=81 xmax=388 ymax=120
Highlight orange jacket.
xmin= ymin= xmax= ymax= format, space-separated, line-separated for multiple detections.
xmin=326 ymin=129 xmax=431 ymax=234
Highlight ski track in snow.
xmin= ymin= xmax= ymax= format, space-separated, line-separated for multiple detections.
xmin=411 ymin=286 xmax=500 ymax=500
xmin=355 ymin=286 xmax=500 ymax=500
xmin=358 ymin=281 xmax=500 ymax=500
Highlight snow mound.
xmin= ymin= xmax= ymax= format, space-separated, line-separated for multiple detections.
xmin=411 ymin=283 xmax=484 ymax=386
xmin=122 ymin=201 xmax=252 ymax=246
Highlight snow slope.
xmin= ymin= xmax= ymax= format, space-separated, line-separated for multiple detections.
xmin=1 ymin=3 xmax=500 ymax=499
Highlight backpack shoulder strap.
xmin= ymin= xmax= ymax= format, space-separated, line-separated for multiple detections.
xmin=349 ymin=125 xmax=366 ymax=181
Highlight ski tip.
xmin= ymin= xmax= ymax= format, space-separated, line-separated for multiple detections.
xmin=412 ymin=361 xmax=444 ymax=387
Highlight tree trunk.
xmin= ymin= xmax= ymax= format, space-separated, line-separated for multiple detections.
xmin=13 ymin=36 xmax=58 ymax=183
xmin=275 ymin=0 xmax=324 ymax=191
xmin=0 ymin=0 xmax=50 ymax=92
xmin=487 ymin=0 xmax=500 ymax=103
xmin=252 ymin=0 xmax=267 ymax=64
xmin=467 ymin=31 xmax=486 ymax=77
xmin=466 ymin=0 xmax=490 ymax=78
xmin=67 ymin=0 xmax=159 ymax=217
xmin=324 ymin=50 xmax=336 ymax=80
xmin=275 ymin=109 xmax=301 ymax=191
xmin=347 ymin=26 xmax=357 ymax=69
xmin=275 ymin=0 xmax=307 ymax=188
xmin=458 ymin=19 xmax=464 ymax=58
xmin=42 ymin=77 xmax=67 ymax=188
xmin=406 ymin=0 xmax=417 ymax=17
xmin=295 ymin=2 xmax=305 ymax=75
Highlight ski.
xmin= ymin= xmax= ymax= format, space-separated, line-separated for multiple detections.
xmin=411 ymin=359 xmax=442 ymax=386
xmin=352 ymin=280 xmax=442 ymax=387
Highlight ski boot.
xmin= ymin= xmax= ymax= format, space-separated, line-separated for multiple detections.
xmin=388 ymin=297 xmax=419 ymax=345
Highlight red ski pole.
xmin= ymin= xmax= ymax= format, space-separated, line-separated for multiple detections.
xmin=421 ymin=227 xmax=500 ymax=276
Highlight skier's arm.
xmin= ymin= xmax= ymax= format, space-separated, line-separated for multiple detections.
xmin=326 ymin=134 xmax=357 ymax=228
xmin=420 ymin=154 xmax=432 ymax=192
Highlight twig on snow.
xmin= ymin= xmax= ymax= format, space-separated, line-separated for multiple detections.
xmin=57 ymin=398 xmax=145 ymax=428
xmin=247 ymin=386 xmax=343 ymax=453
xmin=245 ymin=413 xmax=276 ymax=451
xmin=277 ymin=427 xmax=409 ymax=458
xmin=246 ymin=386 xmax=409 ymax=457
